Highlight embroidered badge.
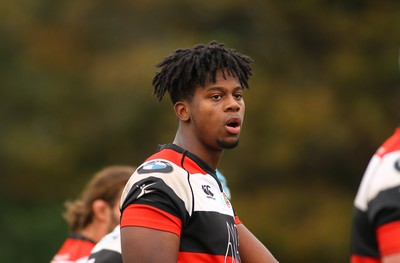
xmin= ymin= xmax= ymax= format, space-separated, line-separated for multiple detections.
xmin=137 ymin=161 xmax=173 ymax=174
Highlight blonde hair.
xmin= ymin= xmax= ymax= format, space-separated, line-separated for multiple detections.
xmin=63 ymin=165 xmax=134 ymax=232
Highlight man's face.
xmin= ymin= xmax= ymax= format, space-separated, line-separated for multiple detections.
xmin=188 ymin=70 xmax=245 ymax=151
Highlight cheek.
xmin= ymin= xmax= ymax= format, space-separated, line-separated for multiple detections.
xmin=200 ymin=105 xmax=218 ymax=118
xmin=191 ymin=106 xmax=213 ymax=122
xmin=239 ymin=103 xmax=245 ymax=119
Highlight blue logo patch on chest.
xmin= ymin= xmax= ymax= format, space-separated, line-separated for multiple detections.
xmin=138 ymin=161 xmax=173 ymax=174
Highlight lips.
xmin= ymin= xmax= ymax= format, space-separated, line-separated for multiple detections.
xmin=225 ymin=117 xmax=241 ymax=134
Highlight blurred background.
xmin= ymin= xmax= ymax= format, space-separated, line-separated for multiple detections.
xmin=1 ymin=1 xmax=400 ymax=262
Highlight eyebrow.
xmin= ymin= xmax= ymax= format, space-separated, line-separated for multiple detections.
xmin=207 ymin=85 xmax=244 ymax=92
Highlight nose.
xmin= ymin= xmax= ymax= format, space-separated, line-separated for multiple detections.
xmin=225 ymin=96 xmax=241 ymax=112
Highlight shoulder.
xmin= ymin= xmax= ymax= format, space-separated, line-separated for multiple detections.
xmin=51 ymin=235 xmax=95 ymax=263
xmin=88 ymin=227 xmax=122 ymax=263
xmin=376 ymin=128 xmax=400 ymax=157
xmin=354 ymin=139 xmax=400 ymax=212
xmin=90 ymin=226 xmax=121 ymax=254
xmin=121 ymin=158 xmax=188 ymax=197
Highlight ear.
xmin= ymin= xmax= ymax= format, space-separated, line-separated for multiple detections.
xmin=92 ymin=199 xmax=110 ymax=222
xmin=174 ymin=101 xmax=190 ymax=122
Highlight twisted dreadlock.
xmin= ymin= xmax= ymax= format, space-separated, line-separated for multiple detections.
xmin=152 ymin=41 xmax=253 ymax=104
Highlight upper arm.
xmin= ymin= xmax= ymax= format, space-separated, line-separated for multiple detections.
xmin=237 ymin=224 xmax=279 ymax=263
xmin=383 ymin=253 xmax=400 ymax=263
xmin=121 ymin=226 xmax=180 ymax=263
xmin=377 ymin=221 xmax=400 ymax=261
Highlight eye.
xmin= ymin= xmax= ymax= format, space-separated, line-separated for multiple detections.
xmin=233 ymin=93 xmax=243 ymax=100
xmin=211 ymin=94 xmax=222 ymax=100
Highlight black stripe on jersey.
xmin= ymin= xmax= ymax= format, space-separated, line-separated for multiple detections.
xmin=369 ymin=185 xmax=400 ymax=227
xmin=69 ymin=233 xmax=95 ymax=244
xmin=88 ymin=250 xmax=122 ymax=263
xmin=181 ymin=211 xmax=240 ymax=259
xmin=350 ymin=207 xmax=379 ymax=259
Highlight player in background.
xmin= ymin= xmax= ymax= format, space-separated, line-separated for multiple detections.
xmin=51 ymin=166 xmax=134 ymax=263
xmin=350 ymin=53 xmax=400 ymax=263
xmin=350 ymin=126 xmax=400 ymax=263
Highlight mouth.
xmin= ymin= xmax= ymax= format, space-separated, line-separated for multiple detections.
xmin=225 ymin=117 xmax=241 ymax=134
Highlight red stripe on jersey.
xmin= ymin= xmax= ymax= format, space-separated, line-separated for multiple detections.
xmin=178 ymin=251 xmax=236 ymax=262
xmin=351 ymin=255 xmax=380 ymax=263
xmin=377 ymin=220 xmax=400 ymax=256
xmin=121 ymin=204 xmax=182 ymax=237
xmin=235 ymin=215 xmax=242 ymax=225
xmin=51 ymin=237 xmax=94 ymax=262
xmin=147 ymin=148 xmax=206 ymax=175
xmin=376 ymin=128 xmax=400 ymax=157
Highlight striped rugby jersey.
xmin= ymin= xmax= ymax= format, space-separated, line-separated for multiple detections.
xmin=120 ymin=144 xmax=241 ymax=262
xmin=351 ymin=128 xmax=400 ymax=263
xmin=87 ymin=226 xmax=122 ymax=263
xmin=51 ymin=234 xmax=95 ymax=263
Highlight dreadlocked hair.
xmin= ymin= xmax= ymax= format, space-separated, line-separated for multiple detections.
xmin=152 ymin=41 xmax=253 ymax=104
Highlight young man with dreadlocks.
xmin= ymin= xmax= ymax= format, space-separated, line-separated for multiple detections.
xmin=120 ymin=41 xmax=279 ymax=263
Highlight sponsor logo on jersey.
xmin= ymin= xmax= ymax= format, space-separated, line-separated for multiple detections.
xmin=137 ymin=161 xmax=173 ymax=174
xmin=202 ymin=185 xmax=215 ymax=200
xmin=136 ymin=182 xmax=157 ymax=198
xmin=223 ymin=192 xmax=231 ymax=208
xmin=225 ymin=221 xmax=240 ymax=261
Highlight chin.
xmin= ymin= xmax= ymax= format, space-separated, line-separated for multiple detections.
xmin=217 ymin=139 xmax=239 ymax=149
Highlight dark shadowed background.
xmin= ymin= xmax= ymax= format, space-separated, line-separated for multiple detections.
xmin=1 ymin=1 xmax=400 ymax=262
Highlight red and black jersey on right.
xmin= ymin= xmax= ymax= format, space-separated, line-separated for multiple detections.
xmin=51 ymin=233 xmax=95 ymax=263
xmin=351 ymin=128 xmax=400 ymax=263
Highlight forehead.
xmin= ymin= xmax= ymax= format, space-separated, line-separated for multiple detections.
xmin=203 ymin=70 xmax=241 ymax=87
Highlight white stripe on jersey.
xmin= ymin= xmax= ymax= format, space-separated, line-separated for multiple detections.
xmin=121 ymin=158 xmax=234 ymax=217
xmin=354 ymin=151 xmax=400 ymax=211
xmin=89 ymin=226 xmax=121 ymax=255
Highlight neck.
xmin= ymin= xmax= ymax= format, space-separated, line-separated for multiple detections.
xmin=78 ymin=222 xmax=109 ymax=243
xmin=173 ymin=129 xmax=223 ymax=170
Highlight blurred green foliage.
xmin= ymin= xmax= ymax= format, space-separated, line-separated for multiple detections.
xmin=1 ymin=0 xmax=400 ymax=262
